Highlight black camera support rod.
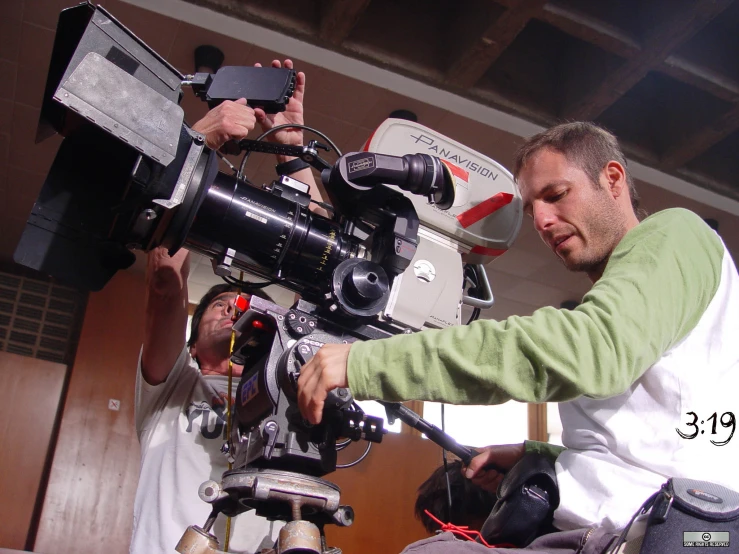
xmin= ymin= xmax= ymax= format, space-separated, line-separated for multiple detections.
xmin=378 ymin=401 xmax=508 ymax=473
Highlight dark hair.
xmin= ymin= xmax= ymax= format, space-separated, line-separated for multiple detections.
xmin=414 ymin=461 xmax=497 ymax=534
xmin=187 ymin=283 xmax=273 ymax=348
xmin=513 ymin=121 xmax=647 ymax=220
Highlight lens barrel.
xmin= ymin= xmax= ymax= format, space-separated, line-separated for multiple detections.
xmin=185 ymin=172 xmax=358 ymax=292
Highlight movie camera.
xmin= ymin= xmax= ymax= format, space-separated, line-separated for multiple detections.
xmin=14 ymin=4 xmax=522 ymax=552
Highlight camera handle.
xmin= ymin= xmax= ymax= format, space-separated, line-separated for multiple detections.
xmin=463 ymin=264 xmax=495 ymax=309
xmin=238 ymin=138 xmax=333 ymax=172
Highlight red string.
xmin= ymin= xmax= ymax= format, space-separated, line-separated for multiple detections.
xmin=423 ymin=510 xmax=518 ymax=549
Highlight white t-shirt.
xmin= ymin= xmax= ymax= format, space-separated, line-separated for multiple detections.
xmin=131 ymin=348 xmax=282 ymax=553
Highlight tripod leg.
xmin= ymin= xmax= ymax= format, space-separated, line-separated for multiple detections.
xmin=176 ymin=525 xmax=221 ymax=554
xmin=278 ymin=520 xmax=322 ymax=554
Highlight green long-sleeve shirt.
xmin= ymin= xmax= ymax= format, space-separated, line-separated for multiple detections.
xmin=347 ymin=208 xmax=723 ymax=406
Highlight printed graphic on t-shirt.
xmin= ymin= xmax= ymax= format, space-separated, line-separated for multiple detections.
xmin=184 ymin=392 xmax=233 ymax=440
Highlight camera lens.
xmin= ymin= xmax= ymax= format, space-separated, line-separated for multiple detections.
xmin=185 ymin=172 xmax=359 ymax=294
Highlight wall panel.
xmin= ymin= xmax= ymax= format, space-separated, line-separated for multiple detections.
xmin=33 ymin=271 xmax=145 ymax=554
xmin=325 ymin=433 xmax=446 ymax=554
xmin=0 ymin=352 xmax=66 ymax=550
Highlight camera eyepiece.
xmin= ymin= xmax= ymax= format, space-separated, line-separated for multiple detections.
xmin=402 ymin=153 xmax=455 ymax=210
xmin=328 ymin=152 xmax=456 ymax=211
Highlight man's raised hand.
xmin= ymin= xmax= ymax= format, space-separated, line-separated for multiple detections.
xmin=253 ymin=59 xmax=306 ymax=147
xmin=191 ymin=98 xmax=256 ymax=151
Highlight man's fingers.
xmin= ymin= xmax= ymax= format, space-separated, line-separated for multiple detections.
xmin=297 ymin=344 xmax=352 ymax=425
xmin=292 ymin=71 xmax=306 ymax=104
xmin=465 ymin=448 xmax=495 ymax=477
xmin=254 ymin=108 xmax=271 ymax=129
xmin=298 ymin=366 xmax=326 ymax=424
xmin=472 ymin=472 xmax=503 ymax=495
xmin=297 ymin=358 xmax=323 ymax=424
xmin=471 ymin=469 xmax=502 ymax=488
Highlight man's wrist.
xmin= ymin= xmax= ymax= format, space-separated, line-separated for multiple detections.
xmin=523 ymin=440 xmax=565 ymax=463
xmin=276 ymin=154 xmax=298 ymax=165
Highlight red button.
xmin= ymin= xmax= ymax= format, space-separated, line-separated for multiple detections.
xmin=234 ymin=295 xmax=249 ymax=312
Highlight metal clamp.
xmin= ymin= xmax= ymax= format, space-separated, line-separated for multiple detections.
xmin=462 ymin=264 xmax=494 ymax=309
xmin=212 ymin=248 xmax=237 ymax=277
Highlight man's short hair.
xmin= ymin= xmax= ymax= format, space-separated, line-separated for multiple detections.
xmin=513 ymin=121 xmax=647 ymax=220
xmin=414 ymin=460 xmax=497 ymax=534
xmin=187 ymin=283 xmax=273 ymax=348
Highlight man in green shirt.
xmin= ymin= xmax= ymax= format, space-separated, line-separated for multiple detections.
xmin=297 ymin=122 xmax=739 ymax=553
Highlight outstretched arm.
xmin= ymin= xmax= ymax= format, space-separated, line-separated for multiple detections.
xmin=141 ymin=247 xmax=190 ymax=385
xmin=142 ymin=99 xmax=259 ymax=384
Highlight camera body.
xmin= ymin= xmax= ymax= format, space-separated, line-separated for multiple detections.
xmin=13 ymin=4 xmax=522 ymax=551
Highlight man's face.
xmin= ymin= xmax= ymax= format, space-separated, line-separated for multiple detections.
xmin=517 ymin=148 xmax=626 ymax=277
xmin=194 ymin=292 xmax=248 ymax=353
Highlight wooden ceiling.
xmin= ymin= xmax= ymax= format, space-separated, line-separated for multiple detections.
xmin=185 ymin=0 xmax=739 ymax=200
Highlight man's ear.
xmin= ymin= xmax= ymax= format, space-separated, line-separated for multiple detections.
xmin=189 ymin=344 xmax=197 ymax=362
xmin=603 ymin=161 xmax=627 ymax=199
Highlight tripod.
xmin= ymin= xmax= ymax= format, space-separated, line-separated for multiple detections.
xmin=177 ymin=467 xmax=352 ymax=554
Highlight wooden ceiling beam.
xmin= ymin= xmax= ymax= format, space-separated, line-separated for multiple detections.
xmin=445 ymin=0 xmax=548 ymax=89
xmin=319 ymin=0 xmax=372 ymax=46
xmin=660 ymin=55 xmax=739 ymax=102
xmin=540 ymin=3 xmax=641 ymax=59
xmin=541 ymin=4 xmax=739 ymax=103
xmin=662 ymin=101 xmax=739 ymax=169
xmin=562 ymin=0 xmax=734 ymax=120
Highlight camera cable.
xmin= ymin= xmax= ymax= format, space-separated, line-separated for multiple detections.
xmin=221 ymin=274 xmax=275 ymax=290
xmin=237 ymin=123 xmax=343 ymax=182
xmin=335 ymin=441 xmax=372 ymax=469
xmin=223 ymin=270 xmax=247 ymax=552
xmin=441 ymin=403 xmax=454 ymax=522
xmin=335 ymin=402 xmax=373 ymax=466
xmin=464 ymin=264 xmax=482 ymax=324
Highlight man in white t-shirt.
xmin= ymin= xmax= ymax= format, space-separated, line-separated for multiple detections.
xmin=131 ymin=59 xmax=323 ymax=554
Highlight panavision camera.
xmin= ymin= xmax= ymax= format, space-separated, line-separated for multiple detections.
xmin=14 ymin=4 xmax=522 ymax=553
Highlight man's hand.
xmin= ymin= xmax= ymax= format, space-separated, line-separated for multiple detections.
xmin=297 ymin=343 xmax=352 ymax=424
xmin=142 ymin=247 xmax=191 ymax=385
xmin=254 ymin=59 xmax=329 ymax=215
xmin=463 ymin=443 xmax=526 ymax=494
xmin=191 ymin=98 xmax=256 ymax=151
xmin=146 ymin=246 xmax=190 ymax=297
xmin=254 ymin=59 xmax=306 ymax=148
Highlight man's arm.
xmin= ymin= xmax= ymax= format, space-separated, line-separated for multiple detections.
xmin=347 ymin=209 xmax=724 ymax=405
xmin=141 ymin=247 xmax=190 ymax=385
xmin=253 ymin=59 xmax=329 ymax=215
xmin=299 ymin=209 xmax=724 ymax=423
xmin=141 ymin=96 xmax=259 ymax=384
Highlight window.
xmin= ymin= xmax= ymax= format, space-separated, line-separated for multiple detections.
xmin=422 ymin=401 xmax=529 ymax=447
xmin=546 ymin=403 xmax=564 ymax=446
xmin=355 ymin=400 xmax=402 ymax=433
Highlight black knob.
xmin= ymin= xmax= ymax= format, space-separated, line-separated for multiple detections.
xmin=344 ymin=265 xmax=385 ymax=302
xmin=285 ymin=310 xmax=316 ymax=338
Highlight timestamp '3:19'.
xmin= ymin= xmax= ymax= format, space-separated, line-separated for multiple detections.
xmin=676 ymin=411 xmax=735 ymax=446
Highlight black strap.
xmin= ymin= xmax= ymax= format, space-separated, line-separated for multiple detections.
xmin=276 ymin=157 xmax=310 ymax=176
xmin=605 ymin=490 xmax=662 ymax=554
